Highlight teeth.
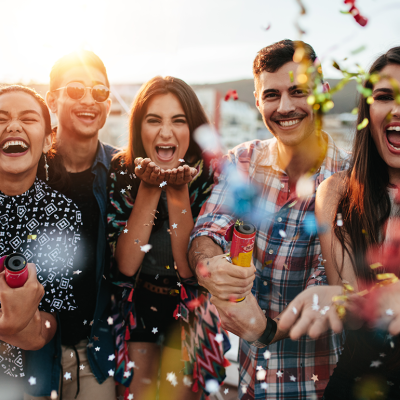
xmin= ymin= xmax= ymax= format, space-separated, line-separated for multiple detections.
xmin=158 ymin=146 xmax=174 ymax=149
xmin=387 ymin=126 xmax=400 ymax=131
xmin=388 ymin=142 xmax=400 ymax=150
xmin=77 ymin=112 xmax=95 ymax=117
xmin=2 ymin=140 xmax=28 ymax=150
xmin=278 ymin=119 xmax=301 ymax=127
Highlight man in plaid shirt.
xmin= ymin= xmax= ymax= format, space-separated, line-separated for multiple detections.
xmin=188 ymin=40 xmax=350 ymax=399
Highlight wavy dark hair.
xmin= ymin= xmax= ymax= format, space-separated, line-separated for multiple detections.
xmin=0 ymin=85 xmax=69 ymax=192
xmin=334 ymin=47 xmax=400 ymax=283
xmin=120 ymin=76 xmax=207 ymax=168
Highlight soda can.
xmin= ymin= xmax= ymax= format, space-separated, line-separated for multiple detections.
xmin=230 ymin=222 xmax=256 ymax=301
xmin=4 ymin=253 xmax=29 ymax=288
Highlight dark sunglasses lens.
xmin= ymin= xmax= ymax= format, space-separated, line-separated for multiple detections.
xmin=92 ymin=85 xmax=110 ymax=102
xmin=66 ymin=83 xmax=85 ymax=100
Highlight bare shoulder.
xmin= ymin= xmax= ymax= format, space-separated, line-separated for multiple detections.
xmin=316 ymin=171 xmax=347 ymax=221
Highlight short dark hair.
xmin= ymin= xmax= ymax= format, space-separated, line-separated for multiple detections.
xmin=253 ymin=39 xmax=318 ymax=89
xmin=123 ymin=76 xmax=208 ymax=167
xmin=49 ymin=50 xmax=109 ymax=91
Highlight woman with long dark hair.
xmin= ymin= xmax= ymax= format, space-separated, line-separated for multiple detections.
xmin=0 ymin=85 xmax=81 ymax=399
xmin=279 ymin=47 xmax=400 ymax=399
xmin=107 ymin=76 xmax=229 ymax=400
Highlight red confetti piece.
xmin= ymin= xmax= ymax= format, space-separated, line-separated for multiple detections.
xmin=180 ymin=285 xmax=188 ymax=300
xmin=344 ymin=0 xmax=368 ymax=27
xmin=173 ymin=304 xmax=180 ymax=320
xmin=224 ymin=90 xmax=239 ymax=101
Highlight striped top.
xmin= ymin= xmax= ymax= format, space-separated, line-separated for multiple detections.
xmin=190 ymin=133 xmax=350 ymax=399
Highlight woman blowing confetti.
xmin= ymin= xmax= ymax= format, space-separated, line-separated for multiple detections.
xmin=279 ymin=47 xmax=400 ymax=399
xmin=0 ymin=86 xmax=81 ymax=400
xmin=107 ymin=76 xmax=230 ymax=400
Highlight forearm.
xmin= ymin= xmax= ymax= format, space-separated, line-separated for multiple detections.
xmin=188 ymin=236 xmax=224 ymax=278
xmin=115 ymin=182 xmax=162 ymax=276
xmin=166 ymin=185 xmax=194 ymax=279
xmin=0 ymin=311 xmax=57 ymax=350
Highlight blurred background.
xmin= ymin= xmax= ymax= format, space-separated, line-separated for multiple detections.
xmin=2 ymin=0 xmax=400 ymax=397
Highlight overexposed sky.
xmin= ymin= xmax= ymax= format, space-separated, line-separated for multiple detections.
xmin=1 ymin=0 xmax=400 ymax=84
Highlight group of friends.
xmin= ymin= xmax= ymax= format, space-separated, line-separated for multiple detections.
xmin=0 ymin=38 xmax=400 ymax=400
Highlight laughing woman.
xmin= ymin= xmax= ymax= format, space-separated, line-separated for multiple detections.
xmin=0 ymin=86 xmax=80 ymax=399
xmin=279 ymin=47 xmax=400 ymax=399
xmin=107 ymin=76 xmax=229 ymax=400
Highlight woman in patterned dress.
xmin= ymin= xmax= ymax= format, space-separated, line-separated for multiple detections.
xmin=107 ymin=76 xmax=230 ymax=400
xmin=0 ymin=85 xmax=81 ymax=399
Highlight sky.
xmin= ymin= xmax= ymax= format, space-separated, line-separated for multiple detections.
xmin=1 ymin=0 xmax=399 ymax=85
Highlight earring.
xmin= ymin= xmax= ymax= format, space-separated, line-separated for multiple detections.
xmin=43 ymin=154 xmax=49 ymax=181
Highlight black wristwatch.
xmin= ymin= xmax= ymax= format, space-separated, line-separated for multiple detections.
xmin=246 ymin=317 xmax=277 ymax=348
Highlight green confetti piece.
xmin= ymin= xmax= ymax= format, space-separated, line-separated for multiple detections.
xmin=351 ymin=45 xmax=366 ymax=55
xmin=289 ymin=71 xmax=294 ymax=83
xmin=396 ymin=95 xmax=400 ymax=104
xmin=351 ymin=107 xmax=358 ymax=115
xmin=357 ymin=118 xmax=369 ymax=130
xmin=332 ymin=61 xmax=341 ymax=71
xmin=366 ymin=96 xmax=374 ymax=104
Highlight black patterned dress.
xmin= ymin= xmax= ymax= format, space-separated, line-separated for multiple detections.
xmin=0 ymin=178 xmax=81 ymax=378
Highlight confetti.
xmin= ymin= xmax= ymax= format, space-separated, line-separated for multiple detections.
xmin=152 ymin=327 xmax=158 ymax=334
xmin=136 ymin=165 xmax=142 ymax=170
xmin=127 ymin=361 xmax=135 ymax=369
xmin=357 ymin=118 xmax=369 ymax=130
xmin=336 ymin=213 xmax=343 ymax=227
xmin=311 ymin=374 xmax=319 ymax=382
xmin=140 ymin=244 xmax=152 ymax=253
xmin=159 ymin=181 xmax=167 ymax=188
xmin=290 ymin=375 xmax=297 ymax=382
xmin=79 ymin=364 xmax=85 ymax=370
xmin=64 ymin=372 xmax=72 ymax=380
xmin=73 ymin=270 xmax=82 ymax=275
xmin=205 ymin=379 xmax=219 ymax=393
xmin=224 ymin=388 xmax=229 ymax=394
xmin=120 ymin=189 xmax=126 ymax=194
xmin=127 ymin=394 xmax=134 ymax=400
xmin=370 ymin=360 xmax=382 ymax=368
xmin=214 ymin=333 xmax=224 ymax=343
xmin=45 ymin=320 xmax=51 ymax=329
xmin=183 ymin=376 xmax=192 ymax=386
xmin=241 ymin=385 xmax=248 ymax=394
xmin=386 ymin=309 xmax=394 ymax=316
xmin=108 ymin=354 xmax=115 ymax=361
xmin=311 ymin=294 xmax=320 ymax=311
xmin=166 ymin=372 xmax=178 ymax=387
xmin=279 ymin=230 xmax=287 ymax=238
xmin=292 ymin=307 xmax=298 ymax=315
xmin=124 ymin=371 xmax=131 ymax=378
xmin=257 ymin=369 xmax=267 ymax=380
xmin=107 ymin=317 xmax=113 ymax=325
xmin=123 ymin=229 xmax=128 ymax=233
xmin=260 ymin=382 xmax=268 ymax=390
xmin=70 ymin=352 xmax=74 ymax=358
xmin=320 ymin=306 xmax=330 ymax=315
xmin=263 ymin=350 xmax=271 ymax=359
xmin=108 ymin=369 xmax=115 ymax=377
xmin=29 ymin=376 xmax=36 ymax=385
xmin=172 ymin=223 xmax=178 ymax=229
xmin=150 ymin=306 xmax=158 ymax=312
xmin=224 ymin=90 xmax=239 ymax=101
xmin=181 ymin=209 xmax=187 ymax=214
xmin=276 ymin=370 xmax=283 ymax=378
xmin=95 ymin=347 xmax=100 ymax=351
xmin=179 ymin=159 xmax=185 ymax=162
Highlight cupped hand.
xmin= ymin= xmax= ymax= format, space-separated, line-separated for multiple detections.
xmin=134 ymin=158 xmax=167 ymax=187
xmin=164 ymin=165 xmax=198 ymax=187
xmin=278 ymin=285 xmax=344 ymax=340
xmin=0 ymin=263 xmax=44 ymax=335
xmin=196 ymin=254 xmax=255 ymax=301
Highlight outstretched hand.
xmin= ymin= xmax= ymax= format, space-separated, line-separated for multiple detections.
xmin=164 ymin=165 xmax=198 ymax=187
xmin=134 ymin=158 xmax=167 ymax=187
xmin=279 ymin=286 xmax=344 ymax=340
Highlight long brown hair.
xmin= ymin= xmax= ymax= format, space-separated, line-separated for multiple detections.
xmin=0 ymin=85 xmax=69 ymax=193
xmin=121 ymin=76 xmax=208 ymax=167
xmin=334 ymin=47 xmax=400 ymax=282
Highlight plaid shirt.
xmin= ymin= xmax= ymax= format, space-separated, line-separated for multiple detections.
xmin=190 ymin=133 xmax=350 ymax=400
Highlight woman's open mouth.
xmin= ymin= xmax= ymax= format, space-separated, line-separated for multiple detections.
xmin=155 ymin=145 xmax=176 ymax=161
xmin=386 ymin=126 xmax=400 ymax=152
xmin=1 ymin=140 xmax=29 ymax=155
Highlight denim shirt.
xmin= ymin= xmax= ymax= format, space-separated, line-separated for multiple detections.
xmin=25 ymin=141 xmax=119 ymax=396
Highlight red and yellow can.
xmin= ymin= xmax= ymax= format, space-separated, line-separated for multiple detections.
xmin=230 ymin=222 xmax=256 ymax=301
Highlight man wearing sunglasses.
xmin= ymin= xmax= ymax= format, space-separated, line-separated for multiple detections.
xmin=24 ymin=51 xmax=118 ymax=400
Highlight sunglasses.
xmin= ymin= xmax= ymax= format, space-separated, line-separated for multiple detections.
xmin=54 ymin=82 xmax=110 ymax=103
